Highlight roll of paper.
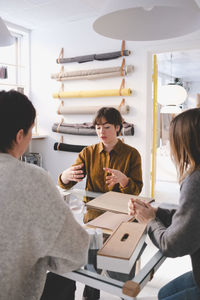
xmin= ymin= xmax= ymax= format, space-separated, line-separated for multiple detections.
xmin=57 ymin=104 xmax=130 ymax=115
xmin=56 ymin=50 xmax=130 ymax=64
xmin=53 ymin=88 xmax=132 ymax=99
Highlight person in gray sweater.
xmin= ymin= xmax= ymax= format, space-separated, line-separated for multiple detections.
xmin=0 ymin=90 xmax=89 ymax=300
xmin=128 ymin=108 xmax=200 ymax=300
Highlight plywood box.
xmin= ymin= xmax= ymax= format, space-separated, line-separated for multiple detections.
xmin=97 ymin=222 xmax=147 ymax=273
xmin=86 ymin=191 xmax=154 ymax=214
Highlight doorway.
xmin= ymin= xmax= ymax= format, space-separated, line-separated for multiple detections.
xmin=153 ymin=49 xmax=200 ymax=203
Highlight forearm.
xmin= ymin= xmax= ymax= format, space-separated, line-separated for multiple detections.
xmin=147 ymin=218 xmax=185 ymax=257
xmin=47 ymin=216 xmax=89 ymax=273
xmin=147 ymin=209 xmax=200 ymax=257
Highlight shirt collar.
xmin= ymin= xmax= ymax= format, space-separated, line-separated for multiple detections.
xmin=99 ymin=142 xmax=104 ymax=153
xmin=98 ymin=139 xmax=123 ymax=154
xmin=112 ymin=138 xmax=123 ymax=153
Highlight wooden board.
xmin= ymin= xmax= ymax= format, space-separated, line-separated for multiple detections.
xmin=86 ymin=211 xmax=134 ymax=232
xmin=86 ymin=191 xmax=154 ymax=214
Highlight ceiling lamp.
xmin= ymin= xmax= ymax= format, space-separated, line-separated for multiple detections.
xmin=158 ymin=84 xmax=187 ymax=106
xmin=0 ymin=17 xmax=14 ymax=47
xmin=93 ymin=0 xmax=200 ymax=41
xmin=158 ymin=53 xmax=187 ymax=115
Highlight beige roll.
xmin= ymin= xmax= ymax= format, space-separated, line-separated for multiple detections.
xmin=56 ymin=71 xmax=121 ymax=81
xmin=53 ymin=88 xmax=132 ymax=99
xmin=51 ymin=65 xmax=134 ymax=80
xmin=57 ymin=104 xmax=130 ymax=115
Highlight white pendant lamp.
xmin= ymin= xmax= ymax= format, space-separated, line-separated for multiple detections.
xmin=158 ymin=84 xmax=187 ymax=106
xmin=0 ymin=17 xmax=14 ymax=47
xmin=158 ymin=52 xmax=187 ymax=114
xmin=93 ymin=0 xmax=200 ymax=41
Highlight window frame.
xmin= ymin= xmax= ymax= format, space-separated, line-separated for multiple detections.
xmin=0 ymin=23 xmax=30 ymax=95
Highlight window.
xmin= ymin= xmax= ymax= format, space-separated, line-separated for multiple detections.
xmin=0 ymin=29 xmax=30 ymax=95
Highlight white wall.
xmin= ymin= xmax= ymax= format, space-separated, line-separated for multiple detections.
xmin=30 ymin=17 xmax=200 ymax=196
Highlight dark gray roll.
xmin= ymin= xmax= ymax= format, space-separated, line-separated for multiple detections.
xmin=56 ymin=50 xmax=130 ymax=64
xmin=52 ymin=122 xmax=96 ymax=135
xmin=52 ymin=121 xmax=134 ymax=136
xmin=54 ymin=142 xmax=86 ymax=152
xmin=95 ymin=50 xmax=130 ymax=61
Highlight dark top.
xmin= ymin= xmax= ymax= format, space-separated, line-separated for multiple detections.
xmin=148 ymin=170 xmax=200 ymax=288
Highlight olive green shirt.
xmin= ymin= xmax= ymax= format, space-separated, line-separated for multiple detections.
xmin=58 ymin=139 xmax=143 ymax=222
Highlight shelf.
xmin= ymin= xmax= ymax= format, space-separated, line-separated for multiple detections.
xmin=32 ymin=135 xmax=47 ymax=139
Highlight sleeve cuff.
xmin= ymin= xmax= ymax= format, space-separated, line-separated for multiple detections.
xmin=120 ymin=179 xmax=131 ymax=193
xmin=58 ymin=173 xmax=70 ymax=189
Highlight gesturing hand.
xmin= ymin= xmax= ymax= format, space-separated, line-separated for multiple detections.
xmin=61 ymin=163 xmax=85 ymax=184
xmin=104 ymin=167 xmax=129 ymax=188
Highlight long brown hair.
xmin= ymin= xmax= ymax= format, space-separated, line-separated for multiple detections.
xmin=169 ymin=108 xmax=200 ymax=183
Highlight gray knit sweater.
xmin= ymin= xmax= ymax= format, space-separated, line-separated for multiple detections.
xmin=148 ymin=169 xmax=200 ymax=288
xmin=0 ymin=153 xmax=89 ymax=300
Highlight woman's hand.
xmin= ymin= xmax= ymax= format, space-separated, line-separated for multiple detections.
xmin=61 ymin=163 xmax=85 ymax=184
xmin=128 ymin=198 xmax=157 ymax=224
xmin=104 ymin=167 xmax=129 ymax=188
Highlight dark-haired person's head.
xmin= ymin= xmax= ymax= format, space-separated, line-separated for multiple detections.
xmin=169 ymin=108 xmax=200 ymax=182
xmin=0 ymin=90 xmax=36 ymax=153
xmin=93 ymin=107 xmax=123 ymax=136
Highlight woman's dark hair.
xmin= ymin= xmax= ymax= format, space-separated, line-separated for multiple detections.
xmin=93 ymin=107 xmax=123 ymax=135
xmin=0 ymin=90 xmax=36 ymax=152
xmin=169 ymin=108 xmax=200 ymax=182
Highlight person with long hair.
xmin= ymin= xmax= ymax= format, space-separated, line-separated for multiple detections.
xmin=0 ymin=90 xmax=89 ymax=300
xmin=128 ymin=108 xmax=200 ymax=300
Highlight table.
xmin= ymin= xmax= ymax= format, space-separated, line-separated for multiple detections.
xmin=58 ymin=188 xmax=166 ymax=299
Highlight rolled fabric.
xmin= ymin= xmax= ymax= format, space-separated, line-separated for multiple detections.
xmin=57 ymin=72 xmax=121 ymax=80
xmin=52 ymin=122 xmax=96 ymax=135
xmin=54 ymin=142 xmax=86 ymax=152
xmin=122 ymin=122 xmax=135 ymax=136
xmin=53 ymin=88 xmax=132 ymax=99
xmin=56 ymin=50 xmax=130 ymax=64
xmin=52 ymin=121 xmax=134 ymax=136
xmin=51 ymin=65 xmax=134 ymax=80
xmin=95 ymin=50 xmax=130 ymax=61
xmin=57 ymin=104 xmax=130 ymax=115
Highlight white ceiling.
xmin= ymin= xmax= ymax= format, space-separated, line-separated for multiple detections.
xmin=0 ymin=0 xmax=199 ymax=31
xmin=0 ymin=0 xmax=200 ymax=83
xmin=0 ymin=0 xmax=106 ymax=29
